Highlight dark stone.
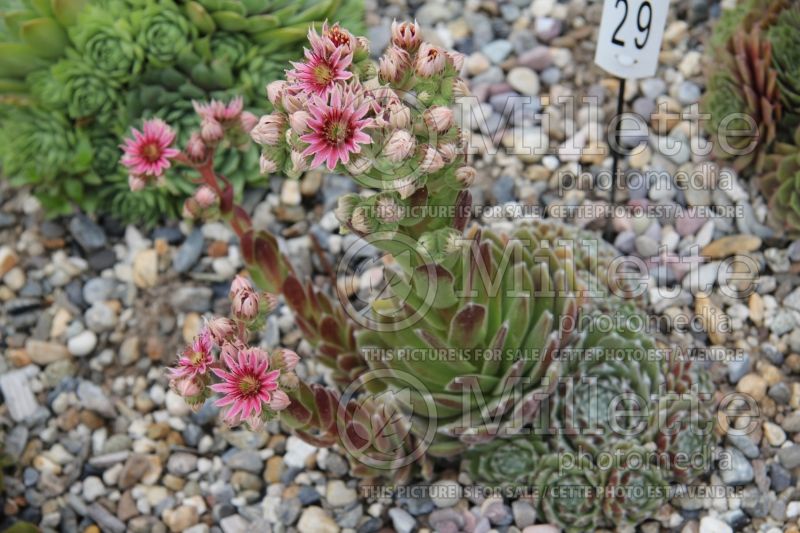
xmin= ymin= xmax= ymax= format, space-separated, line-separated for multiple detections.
xmin=152 ymin=226 xmax=184 ymax=244
xmin=87 ymin=249 xmax=116 ymax=271
xmin=770 ymin=462 xmax=792 ymax=492
xmin=173 ymin=229 xmax=204 ymax=273
xmin=298 ymin=485 xmax=321 ymax=505
xmin=65 ymin=280 xmax=85 ymax=308
xmin=40 ymin=220 xmax=65 ymax=239
xmin=69 ymin=215 xmax=107 ymax=252
xmin=357 ymin=518 xmax=384 ymax=533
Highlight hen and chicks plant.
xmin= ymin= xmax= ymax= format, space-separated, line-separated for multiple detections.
xmin=122 ymin=21 xmax=717 ymax=530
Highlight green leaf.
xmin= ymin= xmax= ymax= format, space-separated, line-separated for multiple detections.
xmin=0 ymin=43 xmax=47 ymax=78
xmin=211 ymin=10 xmax=248 ymax=32
xmin=20 ymin=17 xmax=69 ymax=58
xmin=51 ymin=0 xmax=89 ymax=26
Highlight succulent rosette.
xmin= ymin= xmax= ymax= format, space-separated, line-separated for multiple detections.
xmin=760 ymin=126 xmax=800 ymax=233
xmin=464 ymin=436 xmax=548 ymax=486
xmin=532 ymin=453 xmax=603 ymax=532
xmin=132 ymin=1 xmax=194 ymax=67
xmin=69 ymin=3 xmax=143 ymax=82
xmin=600 ymin=443 xmax=669 ymax=526
xmin=51 ymin=58 xmax=121 ymax=122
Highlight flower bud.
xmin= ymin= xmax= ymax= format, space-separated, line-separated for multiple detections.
xmin=271 ymin=348 xmax=300 ymax=372
xmin=415 ymin=43 xmax=446 ymax=77
xmin=270 ymin=389 xmax=291 ymax=411
xmin=391 ymin=20 xmax=421 ymax=51
xmin=230 ymin=275 xmax=251 ymax=297
xmin=379 ymin=46 xmax=410 ymax=84
xmin=384 ymin=129 xmax=416 ymax=162
xmin=394 ymin=176 xmax=418 ymax=199
xmin=279 ymin=372 xmax=299 ymax=390
xmin=172 ymin=377 xmax=202 ymax=398
xmin=388 ymin=103 xmax=411 ymax=129
xmin=260 ymin=153 xmax=278 ymax=175
xmin=438 ymin=142 xmax=458 ymax=163
xmin=456 ymin=165 xmax=477 ymax=187
xmin=186 ymin=132 xmax=207 ymax=162
xmin=201 ymin=118 xmax=224 ymax=142
xmin=421 ymin=144 xmax=445 ymax=173
xmin=448 ymin=51 xmax=465 ymax=72
xmin=240 ymin=111 xmax=258 ymax=133
xmin=233 ymin=290 xmax=260 ymax=320
xmin=194 ymin=185 xmax=217 ymax=209
xmin=356 ymin=36 xmax=370 ymax=56
xmin=289 ymin=111 xmax=311 ymax=135
xmin=251 ymin=114 xmax=284 ymax=146
xmin=128 ymin=174 xmax=146 ymax=192
xmin=345 ymin=156 xmax=372 ymax=176
xmin=350 ymin=206 xmax=376 ymax=234
xmin=206 ymin=317 xmax=235 ymax=343
xmin=262 ymin=292 xmax=279 ymax=314
xmin=335 ymin=194 xmax=360 ymax=224
xmin=267 ymin=80 xmax=288 ymax=106
xmin=290 ymin=150 xmax=309 ymax=174
xmin=452 ymin=78 xmax=471 ymax=97
xmin=376 ymin=194 xmax=403 ymax=224
xmin=424 ymin=106 xmax=454 ymax=133
xmin=282 ymin=93 xmax=303 ymax=114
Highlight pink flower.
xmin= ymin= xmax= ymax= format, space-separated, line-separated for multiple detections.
xmin=211 ymin=347 xmax=280 ymax=422
xmin=415 ymin=43 xmax=446 ymax=77
xmin=251 ymin=114 xmax=284 ymax=146
xmin=269 ymin=389 xmax=291 ymax=411
xmin=169 ymin=329 xmax=215 ymax=380
xmin=391 ymin=20 xmax=421 ymax=51
xmin=319 ymin=21 xmax=355 ymax=53
xmin=120 ymin=119 xmax=179 ymax=178
xmin=301 ymin=85 xmax=372 ymax=171
xmin=424 ymin=106 xmax=454 ymax=133
xmin=289 ymin=38 xmax=354 ymax=96
xmin=172 ymin=377 xmax=202 ymax=398
xmin=384 ymin=129 xmax=416 ymax=162
xmin=193 ymin=98 xmax=243 ymax=123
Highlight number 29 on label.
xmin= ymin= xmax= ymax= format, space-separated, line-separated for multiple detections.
xmin=594 ymin=0 xmax=670 ymax=79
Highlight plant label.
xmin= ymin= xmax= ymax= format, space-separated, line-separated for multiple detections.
xmin=594 ymin=0 xmax=671 ymax=79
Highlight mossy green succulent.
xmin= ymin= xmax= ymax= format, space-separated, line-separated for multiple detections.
xmin=0 ymin=0 xmax=365 ymax=222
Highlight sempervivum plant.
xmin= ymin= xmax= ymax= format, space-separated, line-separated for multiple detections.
xmin=759 ymin=126 xmax=800 ymax=235
xmin=0 ymin=0 xmax=364 ymax=222
xmin=463 ymin=316 xmax=715 ymax=531
xmin=702 ymin=23 xmax=782 ymax=174
xmin=131 ymin=21 xmax=716 ymax=525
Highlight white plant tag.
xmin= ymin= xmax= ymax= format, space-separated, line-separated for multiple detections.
xmin=594 ymin=0 xmax=671 ymax=79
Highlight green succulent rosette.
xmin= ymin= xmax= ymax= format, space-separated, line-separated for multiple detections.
xmin=51 ymin=57 xmax=120 ymax=123
xmin=767 ymin=5 xmax=800 ymax=115
xmin=69 ymin=3 xmax=144 ymax=82
xmin=600 ymin=443 xmax=669 ymax=526
xmin=464 ymin=436 xmax=548 ymax=486
xmin=532 ymin=453 xmax=603 ymax=532
xmin=132 ymin=0 xmax=194 ymax=67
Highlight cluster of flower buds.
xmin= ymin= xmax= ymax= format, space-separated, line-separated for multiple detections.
xmin=168 ymin=275 xmax=297 ymax=430
xmin=121 ymin=97 xmax=258 ymax=218
xmin=249 ymin=20 xmax=477 ymax=239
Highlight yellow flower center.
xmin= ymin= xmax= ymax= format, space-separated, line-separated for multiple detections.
xmin=142 ymin=142 xmax=161 ymax=162
xmin=313 ymin=64 xmax=334 ymax=85
xmin=238 ymin=375 xmax=260 ymax=396
xmin=324 ymin=119 xmax=349 ymax=145
xmin=189 ymin=350 xmax=205 ymax=366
